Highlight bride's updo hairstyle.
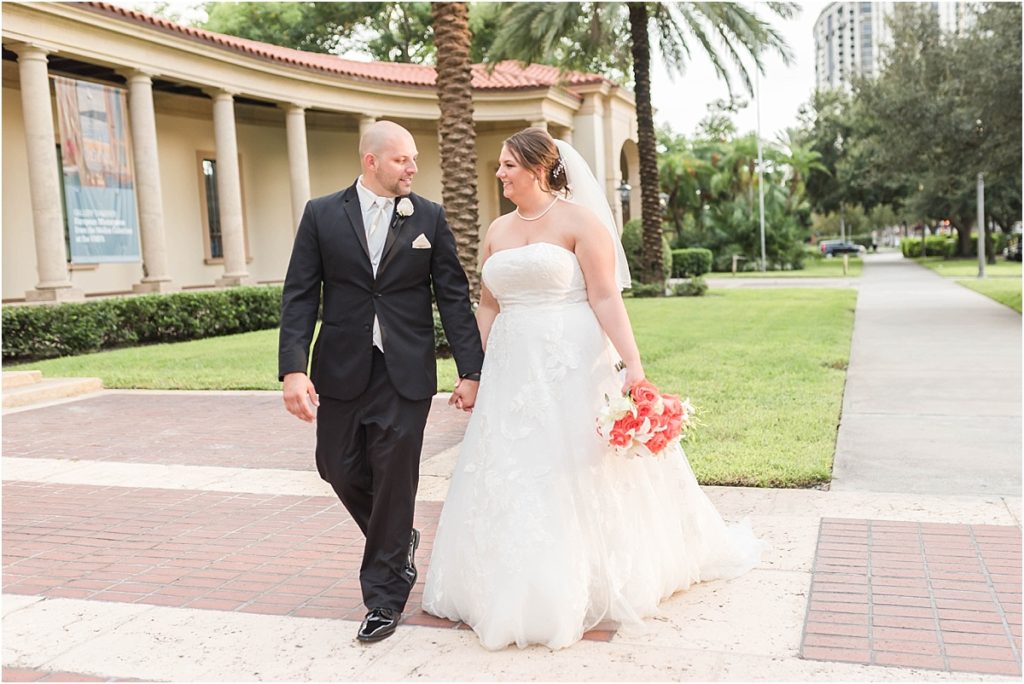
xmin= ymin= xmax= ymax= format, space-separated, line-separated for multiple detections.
xmin=503 ymin=128 xmax=569 ymax=195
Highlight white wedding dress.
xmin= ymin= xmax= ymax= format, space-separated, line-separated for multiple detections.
xmin=422 ymin=242 xmax=767 ymax=650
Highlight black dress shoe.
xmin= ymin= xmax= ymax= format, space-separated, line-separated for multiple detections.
xmin=357 ymin=607 xmax=401 ymax=642
xmin=404 ymin=528 xmax=421 ymax=584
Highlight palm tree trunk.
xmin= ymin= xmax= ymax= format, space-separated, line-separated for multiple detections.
xmin=628 ymin=2 xmax=664 ymax=291
xmin=432 ymin=2 xmax=481 ymax=299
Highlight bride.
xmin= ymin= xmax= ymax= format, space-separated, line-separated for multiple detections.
xmin=422 ymin=128 xmax=766 ymax=650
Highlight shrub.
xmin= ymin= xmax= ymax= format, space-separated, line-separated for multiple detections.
xmin=432 ymin=305 xmax=450 ymax=357
xmin=622 ymin=219 xmax=672 ymax=282
xmin=994 ymin=231 xmax=1009 ymax=255
xmin=628 ymin=281 xmax=664 ymax=298
xmin=3 ymin=286 xmax=284 ymax=362
xmin=956 ymin=232 xmax=1010 ymax=258
xmin=901 ymin=236 xmax=956 ymax=259
xmin=671 ymin=248 xmax=713 ymax=278
xmin=672 ymin=277 xmax=708 ymax=297
xmin=925 ymin=235 xmax=955 ymax=258
xmin=5 ymin=286 xmax=460 ymax=362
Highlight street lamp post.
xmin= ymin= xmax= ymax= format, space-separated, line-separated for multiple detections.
xmin=755 ymin=66 xmax=766 ymax=272
xmin=617 ymin=180 xmax=632 ymax=225
xmin=977 ymin=172 xmax=986 ymax=278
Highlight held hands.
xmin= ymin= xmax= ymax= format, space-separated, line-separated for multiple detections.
xmin=449 ymin=378 xmax=479 ymax=412
xmin=283 ymin=372 xmax=319 ymax=422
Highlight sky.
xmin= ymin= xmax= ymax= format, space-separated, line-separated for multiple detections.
xmin=127 ymin=1 xmax=826 ymax=141
xmin=650 ymin=1 xmax=826 ymax=141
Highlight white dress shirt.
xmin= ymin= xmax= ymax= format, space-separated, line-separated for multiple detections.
xmin=356 ymin=176 xmax=394 ymax=352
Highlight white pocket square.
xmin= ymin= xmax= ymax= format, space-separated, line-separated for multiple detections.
xmin=411 ymin=234 xmax=432 ymax=249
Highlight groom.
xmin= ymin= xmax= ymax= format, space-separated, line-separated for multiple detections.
xmin=279 ymin=120 xmax=484 ymax=642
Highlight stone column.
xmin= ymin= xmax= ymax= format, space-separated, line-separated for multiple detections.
xmin=358 ymin=115 xmax=377 ymax=139
xmin=14 ymin=43 xmax=82 ymax=302
xmin=283 ymin=103 xmax=311 ymax=230
xmin=209 ymin=89 xmax=250 ymax=286
xmin=125 ymin=69 xmax=175 ymax=293
xmin=559 ymin=127 xmax=574 ymax=145
xmin=530 ymin=119 xmax=548 ymax=131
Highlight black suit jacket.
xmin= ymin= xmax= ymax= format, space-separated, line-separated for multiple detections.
xmin=278 ymin=183 xmax=484 ymax=401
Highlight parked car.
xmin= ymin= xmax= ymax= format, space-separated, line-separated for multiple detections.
xmin=820 ymin=240 xmax=863 ymax=257
xmin=1005 ymin=235 xmax=1022 ymax=262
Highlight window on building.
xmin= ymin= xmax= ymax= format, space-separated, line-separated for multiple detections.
xmin=196 ymin=152 xmax=249 ymax=264
xmin=201 ymin=159 xmax=222 ymax=259
xmin=56 ymin=144 xmax=71 ymax=261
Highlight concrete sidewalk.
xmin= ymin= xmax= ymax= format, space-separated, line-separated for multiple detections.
xmin=832 ymin=252 xmax=1022 ymax=496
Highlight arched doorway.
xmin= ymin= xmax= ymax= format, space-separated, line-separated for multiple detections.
xmin=618 ymin=139 xmax=640 ymax=227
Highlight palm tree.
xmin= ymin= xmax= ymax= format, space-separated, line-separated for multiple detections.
xmin=487 ymin=2 xmax=795 ymax=290
xmin=432 ymin=2 xmax=481 ymax=299
xmin=776 ymin=129 xmax=827 ymax=201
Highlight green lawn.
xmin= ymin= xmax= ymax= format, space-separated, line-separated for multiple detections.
xmin=720 ymin=256 xmax=863 ymax=278
xmin=916 ymin=256 xmax=1022 ymax=278
xmin=957 ymin=278 xmax=1023 ymax=313
xmin=9 ymin=289 xmax=856 ymax=488
xmin=628 ymin=290 xmax=855 ymax=488
xmin=915 ymin=256 xmax=1022 ymax=313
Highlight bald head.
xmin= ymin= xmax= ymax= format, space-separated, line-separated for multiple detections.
xmin=359 ymin=120 xmax=418 ymax=197
xmin=359 ymin=120 xmax=414 ymax=157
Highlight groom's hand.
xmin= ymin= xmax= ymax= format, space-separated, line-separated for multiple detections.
xmin=283 ymin=372 xmax=319 ymax=422
xmin=449 ymin=378 xmax=479 ymax=412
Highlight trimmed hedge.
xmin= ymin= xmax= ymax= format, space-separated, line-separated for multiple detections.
xmin=2 ymin=286 xmax=283 ymax=362
xmin=901 ymin=236 xmax=956 ymax=259
xmin=4 ymin=285 xmax=457 ymax=362
xmin=671 ymin=248 xmax=713 ymax=278
xmin=672 ymin=276 xmax=709 ymax=297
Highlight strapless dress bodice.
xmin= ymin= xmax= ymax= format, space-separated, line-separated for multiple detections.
xmin=481 ymin=242 xmax=588 ymax=310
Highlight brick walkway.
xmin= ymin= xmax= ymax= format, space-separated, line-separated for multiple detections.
xmin=1 ymin=481 xmax=614 ymax=641
xmin=2 ymin=394 xmax=469 ymax=470
xmin=2 ymin=392 xmax=1017 ymax=676
xmin=801 ymin=518 xmax=1022 ymax=676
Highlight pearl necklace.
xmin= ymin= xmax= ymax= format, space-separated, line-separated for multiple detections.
xmin=515 ymin=197 xmax=559 ymax=222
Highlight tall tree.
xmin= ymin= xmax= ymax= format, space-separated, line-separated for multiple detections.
xmin=432 ymin=2 xmax=481 ymax=299
xmin=201 ymin=1 xmax=496 ymax=64
xmin=957 ymin=2 xmax=1022 ymax=235
xmin=836 ymin=3 xmax=1021 ymax=255
xmin=486 ymin=2 xmax=794 ymax=290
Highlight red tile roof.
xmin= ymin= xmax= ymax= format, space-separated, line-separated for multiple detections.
xmin=81 ymin=2 xmax=609 ymax=92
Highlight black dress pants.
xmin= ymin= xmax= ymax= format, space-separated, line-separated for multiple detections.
xmin=315 ymin=348 xmax=432 ymax=613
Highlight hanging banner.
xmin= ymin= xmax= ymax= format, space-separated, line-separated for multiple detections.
xmin=54 ymin=76 xmax=141 ymax=263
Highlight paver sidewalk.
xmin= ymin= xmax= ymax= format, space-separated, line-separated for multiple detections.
xmin=4 ymin=391 xmax=1020 ymax=681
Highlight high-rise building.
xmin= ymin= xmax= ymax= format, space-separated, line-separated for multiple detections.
xmin=814 ymin=2 xmax=975 ymax=92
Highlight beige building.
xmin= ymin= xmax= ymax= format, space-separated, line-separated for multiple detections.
xmin=1 ymin=1 xmax=640 ymax=303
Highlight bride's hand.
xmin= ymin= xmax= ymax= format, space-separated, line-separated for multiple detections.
xmin=621 ymin=366 xmax=645 ymax=394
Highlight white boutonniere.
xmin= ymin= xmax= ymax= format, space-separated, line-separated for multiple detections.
xmin=397 ymin=197 xmax=414 ymax=217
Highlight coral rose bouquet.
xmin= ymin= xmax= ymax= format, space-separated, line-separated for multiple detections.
xmin=596 ymin=379 xmax=696 ymax=458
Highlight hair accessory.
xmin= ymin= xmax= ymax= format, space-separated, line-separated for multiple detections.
xmin=551 ymin=156 xmax=565 ymax=179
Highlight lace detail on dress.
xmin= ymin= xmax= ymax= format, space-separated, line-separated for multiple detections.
xmin=422 ymin=241 xmax=767 ymax=651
